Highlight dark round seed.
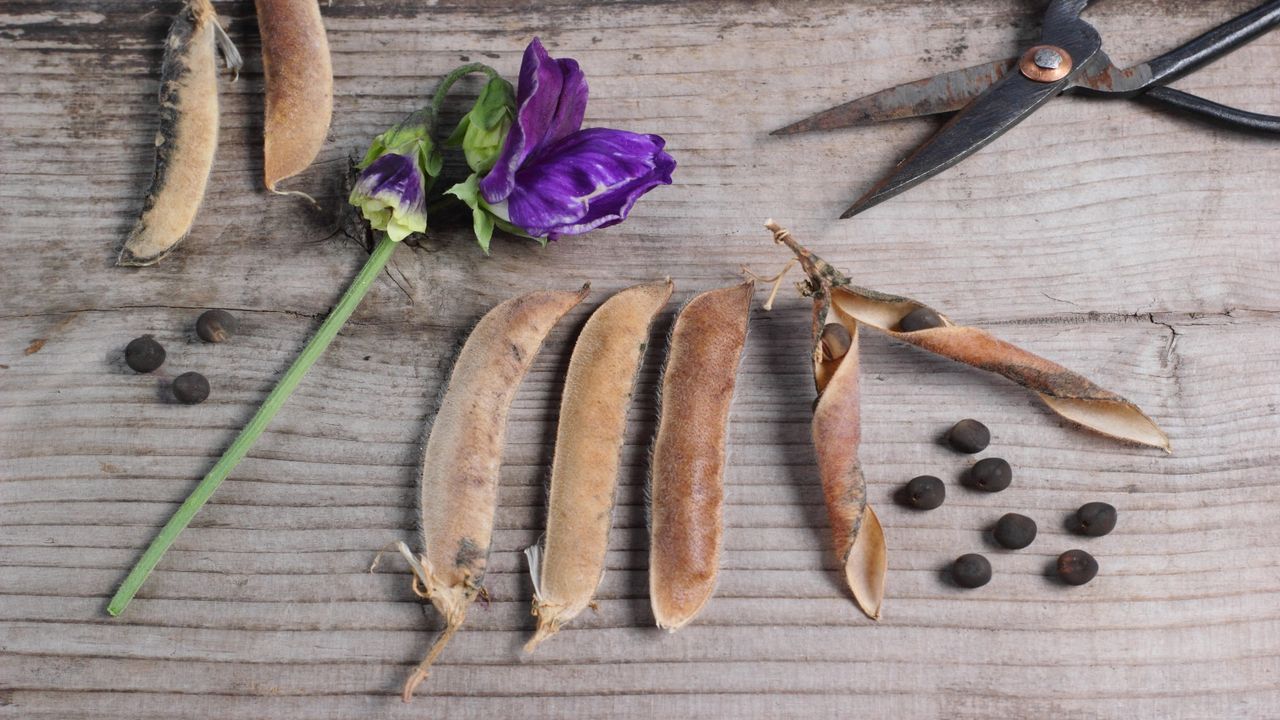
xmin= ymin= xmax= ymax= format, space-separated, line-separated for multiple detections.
xmin=952 ymin=553 xmax=992 ymax=589
xmin=172 ymin=372 xmax=210 ymax=405
xmin=1057 ymin=549 xmax=1099 ymax=585
xmin=897 ymin=307 xmax=944 ymax=333
xmin=963 ymin=457 xmax=1012 ymax=492
xmin=819 ymin=322 xmax=852 ymax=361
xmin=196 ymin=309 xmax=237 ymax=343
xmin=947 ymin=418 xmax=990 ymax=453
xmin=124 ymin=335 xmax=166 ymax=373
xmin=902 ymin=475 xmax=945 ymax=510
xmin=1071 ymin=502 xmax=1117 ymax=537
xmin=993 ymin=513 xmax=1037 ymax=549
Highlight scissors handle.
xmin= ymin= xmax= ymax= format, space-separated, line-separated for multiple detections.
xmin=1142 ymin=85 xmax=1280 ymax=133
xmin=1145 ymin=0 xmax=1280 ymax=86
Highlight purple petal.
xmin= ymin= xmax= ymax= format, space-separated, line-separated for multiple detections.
xmin=480 ymin=38 xmax=588 ymax=204
xmin=504 ymin=128 xmax=675 ymax=239
xmin=354 ymin=153 xmax=425 ymax=210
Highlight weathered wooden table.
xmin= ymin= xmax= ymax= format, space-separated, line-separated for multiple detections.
xmin=3 ymin=1 xmax=1278 ymax=717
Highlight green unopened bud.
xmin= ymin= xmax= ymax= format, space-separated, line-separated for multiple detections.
xmin=445 ymin=77 xmax=515 ymax=174
xmin=359 ymin=108 xmax=444 ymax=180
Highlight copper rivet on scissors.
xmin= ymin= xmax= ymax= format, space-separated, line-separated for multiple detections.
xmin=1019 ymin=44 xmax=1072 ymax=83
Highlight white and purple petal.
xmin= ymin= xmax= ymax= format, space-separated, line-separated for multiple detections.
xmin=504 ymin=128 xmax=675 ymax=239
xmin=349 ymin=152 xmax=428 ymax=241
xmin=480 ymin=38 xmax=588 ymax=204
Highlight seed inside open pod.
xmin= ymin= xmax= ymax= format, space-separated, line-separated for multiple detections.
xmin=767 ymin=223 xmax=1169 ymax=451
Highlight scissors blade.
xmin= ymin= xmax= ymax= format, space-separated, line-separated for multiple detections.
xmin=771 ymin=59 xmax=1017 ymax=135
xmin=841 ymin=71 xmax=1072 ymax=218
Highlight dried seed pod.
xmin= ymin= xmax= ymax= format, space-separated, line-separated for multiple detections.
xmin=525 ymin=280 xmax=673 ymax=651
xmin=766 ymin=221 xmax=886 ymax=620
xmin=388 ymin=285 xmax=588 ymax=702
xmin=256 ymin=0 xmax=333 ymax=195
xmin=770 ymin=226 xmax=1169 ymax=451
xmin=649 ymin=281 xmax=754 ymax=631
xmin=119 ymin=0 xmax=241 ymax=266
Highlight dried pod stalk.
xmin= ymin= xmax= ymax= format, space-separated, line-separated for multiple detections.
xmin=525 ymin=280 xmax=673 ymax=652
xmin=791 ymin=243 xmax=888 ymax=621
xmin=391 ymin=286 xmax=588 ymax=702
xmin=770 ymin=224 xmax=1169 ymax=451
xmin=119 ymin=0 xmax=240 ymax=266
xmin=256 ymin=0 xmax=333 ymax=194
xmin=649 ymin=281 xmax=754 ymax=630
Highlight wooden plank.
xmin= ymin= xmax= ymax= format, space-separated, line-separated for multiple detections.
xmin=2 ymin=0 xmax=1279 ymax=717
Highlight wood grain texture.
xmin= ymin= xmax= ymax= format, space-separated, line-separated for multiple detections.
xmin=1 ymin=0 xmax=1278 ymax=718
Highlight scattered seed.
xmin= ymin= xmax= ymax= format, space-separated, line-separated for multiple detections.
xmin=125 ymin=335 xmax=166 ymax=373
xmin=897 ymin=307 xmax=945 ymax=332
xmin=1071 ymin=502 xmax=1117 ymax=537
xmin=993 ymin=513 xmax=1037 ymax=549
xmin=964 ymin=457 xmax=1012 ymax=492
xmin=172 ymin=371 xmax=210 ymax=404
xmin=819 ymin=322 xmax=851 ymax=361
xmin=947 ymin=418 xmax=990 ymax=453
xmin=901 ymin=475 xmax=945 ymax=510
xmin=196 ymin=309 xmax=237 ymax=343
xmin=952 ymin=553 xmax=992 ymax=588
xmin=1057 ymin=549 xmax=1099 ymax=585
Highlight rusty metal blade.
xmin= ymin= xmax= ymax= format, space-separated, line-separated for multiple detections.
xmin=771 ymin=59 xmax=1016 ymax=135
xmin=841 ymin=71 xmax=1071 ymax=218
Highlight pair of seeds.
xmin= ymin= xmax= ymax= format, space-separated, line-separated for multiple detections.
xmin=384 ymin=281 xmax=752 ymax=701
xmin=122 ymin=0 xmax=331 ymax=265
xmin=124 ymin=309 xmax=237 ymax=404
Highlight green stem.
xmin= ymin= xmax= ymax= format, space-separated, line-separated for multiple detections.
xmin=429 ymin=62 xmax=500 ymax=118
xmin=107 ymin=235 xmax=401 ymax=617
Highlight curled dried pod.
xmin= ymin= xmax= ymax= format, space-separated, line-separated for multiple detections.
xmin=649 ymin=281 xmax=754 ymax=631
xmin=256 ymin=0 xmax=333 ymax=195
xmin=765 ymin=221 xmax=886 ymax=620
xmin=770 ymin=225 xmax=1169 ymax=452
xmin=119 ymin=0 xmax=241 ymax=266
xmin=525 ymin=280 xmax=673 ymax=652
xmin=380 ymin=286 xmax=588 ymax=702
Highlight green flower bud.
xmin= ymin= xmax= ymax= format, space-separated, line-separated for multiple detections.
xmin=445 ymin=77 xmax=515 ymax=174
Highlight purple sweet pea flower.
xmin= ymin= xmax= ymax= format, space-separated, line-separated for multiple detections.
xmin=349 ymin=152 xmax=428 ymax=242
xmin=478 ymin=38 xmax=674 ymax=241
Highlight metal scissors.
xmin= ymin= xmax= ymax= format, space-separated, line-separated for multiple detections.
xmin=773 ymin=0 xmax=1280 ymax=218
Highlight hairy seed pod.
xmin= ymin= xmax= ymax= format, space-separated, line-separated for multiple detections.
xmin=256 ymin=0 xmax=333 ymax=194
xmin=767 ymin=219 xmax=886 ymax=620
xmin=649 ymin=281 xmax=754 ymax=631
xmin=394 ymin=285 xmax=588 ymax=702
xmin=524 ymin=280 xmax=673 ymax=651
xmin=120 ymin=0 xmax=240 ymax=266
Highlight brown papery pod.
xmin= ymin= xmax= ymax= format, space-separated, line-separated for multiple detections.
xmin=649 ymin=281 xmax=754 ymax=631
xmin=764 ymin=222 xmax=886 ymax=620
xmin=256 ymin=0 xmax=333 ymax=195
xmin=768 ymin=223 xmax=1169 ymax=452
